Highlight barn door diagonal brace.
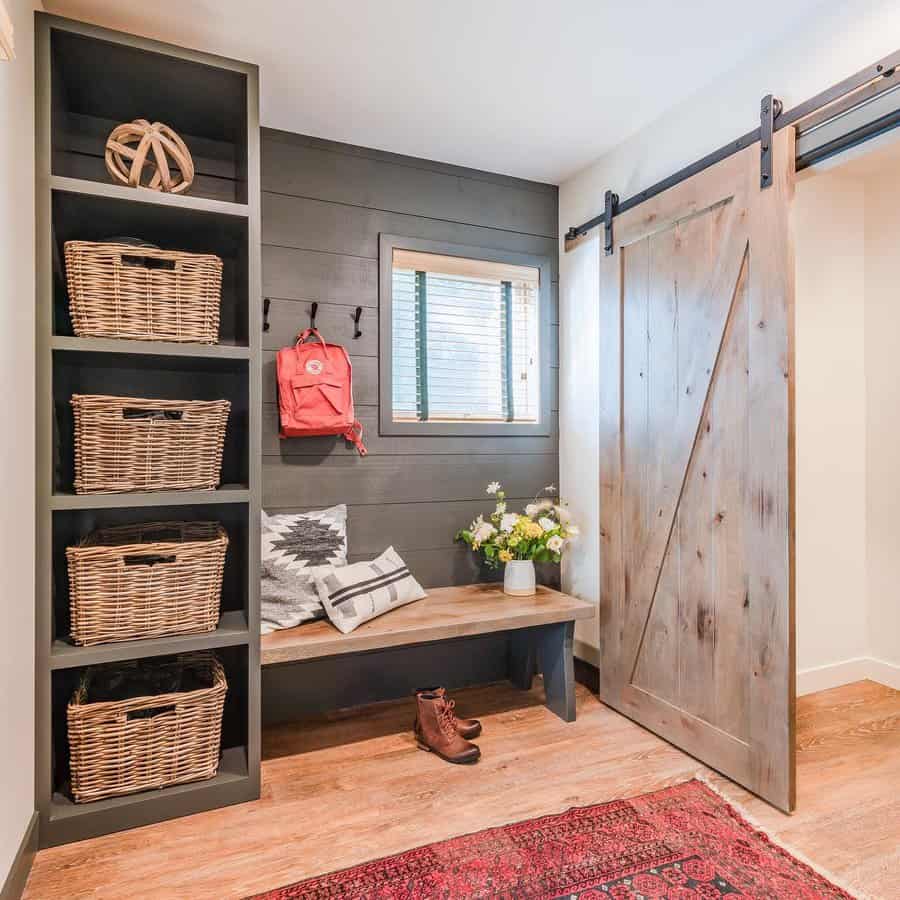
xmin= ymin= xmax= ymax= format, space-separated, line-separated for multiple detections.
xmin=760 ymin=93 xmax=783 ymax=189
xmin=604 ymin=189 xmax=619 ymax=255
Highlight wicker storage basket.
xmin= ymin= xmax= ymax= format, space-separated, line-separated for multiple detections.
xmin=64 ymin=241 xmax=223 ymax=344
xmin=66 ymin=522 xmax=228 ymax=646
xmin=67 ymin=653 xmax=227 ymax=803
xmin=71 ymin=394 xmax=230 ymax=494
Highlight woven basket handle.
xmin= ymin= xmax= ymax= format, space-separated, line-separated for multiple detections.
xmin=122 ymin=407 xmax=185 ymax=421
xmin=122 ymin=552 xmax=177 ymax=567
xmin=125 ymin=704 xmax=176 ymax=721
xmin=116 ymin=251 xmax=180 ymax=272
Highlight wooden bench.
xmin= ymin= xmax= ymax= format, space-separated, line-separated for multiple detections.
xmin=261 ymin=583 xmax=595 ymax=722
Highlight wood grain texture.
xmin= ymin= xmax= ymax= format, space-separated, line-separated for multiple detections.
xmin=262 ymin=453 xmax=558 ymax=509
xmin=262 ymin=406 xmax=559 ymax=456
xmin=261 ymin=584 xmax=594 ymax=664
xmin=23 ymin=680 xmax=900 ymax=900
xmin=263 ymin=246 xmax=378 ymax=306
xmin=261 ymin=633 xmax=512 ymax=723
xmin=262 ymin=129 xmax=559 ymax=197
xmin=262 ymin=133 xmax=558 ymax=237
xmin=262 ymin=193 xmax=559 ymax=279
xmin=597 ymin=138 xmax=795 ymax=811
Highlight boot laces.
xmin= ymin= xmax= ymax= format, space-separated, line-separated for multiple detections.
xmin=437 ymin=699 xmax=458 ymax=737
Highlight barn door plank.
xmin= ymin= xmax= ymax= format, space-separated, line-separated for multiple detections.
xmin=597 ymin=128 xmax=795 ymax=811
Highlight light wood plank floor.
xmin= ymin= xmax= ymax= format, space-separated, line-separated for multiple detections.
xmin=25 ymin=679 xmax=899 ymax=899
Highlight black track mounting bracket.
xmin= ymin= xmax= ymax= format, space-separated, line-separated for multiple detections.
xmin=603 ymin=189 xmax=619 ymax=256
xmin=760 ymin=94 xmax=783 ymax=189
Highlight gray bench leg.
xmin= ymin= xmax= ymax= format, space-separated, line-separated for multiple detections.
xmin=508 ymin=630 xmax=536 ymax=690
xmin=537 ymin=621 xmax=576 ymax=722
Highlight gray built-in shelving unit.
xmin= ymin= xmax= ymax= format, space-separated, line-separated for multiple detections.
xmin=34 ymin=13 xmax=261 ymax=847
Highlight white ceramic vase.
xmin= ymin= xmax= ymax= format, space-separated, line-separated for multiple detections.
xmin=503 ymin=559 xmax=536 ymax=597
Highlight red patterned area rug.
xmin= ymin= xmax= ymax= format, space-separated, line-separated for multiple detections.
xmin=250 ymin=779 xmax=855 ymax=900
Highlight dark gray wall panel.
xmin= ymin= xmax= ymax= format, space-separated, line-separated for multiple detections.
xmin=262 ymin=133 xmax=558 ymax=238
xmin=262 ymin=633 xmax=511 ymax=724
xmin=262 ymin=298 xmax=378 ymax=355
xmin=263 ymin=246 xmax=378 ymax=307
xmin=263 ymin=453 xmax=558 ymax=509
xmin=345 ymin=547 xmax=560 ymax=591
xmin=263 ymin=131 xmax=558 ymax=197
xmin=262 ymin=499 xmax=536 ymax=553
xmin=262 ymin=406 xmax=559 ymax=456
xmin=260 ymin=130 xmax=560 ymax=704
xmin=262 ymin=193 xmax=559 ymax=280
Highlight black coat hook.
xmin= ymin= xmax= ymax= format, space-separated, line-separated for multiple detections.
xmin=353 ymin=306 xmax=363 ymax=339
xmin=309 ymin=302 xmax=318 ymax=330
xmin=262 ymin=297 xmax=271 ymax=332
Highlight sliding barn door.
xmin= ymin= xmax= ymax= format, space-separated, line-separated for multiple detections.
xmin=598 ymin=129 xmax=796 ymax=811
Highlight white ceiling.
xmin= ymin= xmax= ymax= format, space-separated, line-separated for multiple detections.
xmin=46 ymin=0 xmax=829 ymax=184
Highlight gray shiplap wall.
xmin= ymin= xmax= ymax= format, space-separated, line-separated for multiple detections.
xmin=261 ymin=130 xmax=559 ymax=589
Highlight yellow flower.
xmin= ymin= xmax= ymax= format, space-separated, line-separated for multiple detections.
xmin=498 ymin=549 xmax=513 ymax=563
xmin=508 ymin=535 xmax=520 ymax=548
xmin=472 ymin=541 xmax=480 ymax=551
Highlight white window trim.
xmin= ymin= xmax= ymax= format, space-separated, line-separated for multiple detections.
xmin=378 ymin=234 xmax=552 ymax=438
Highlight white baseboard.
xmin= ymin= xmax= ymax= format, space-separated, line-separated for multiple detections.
xmin=797 ymin=656 xmax=900 ymax=695
xmin=573 ymin=638 xmax=600 ymax=669
xmin=867 ymin=657 xmax=900 ymax=690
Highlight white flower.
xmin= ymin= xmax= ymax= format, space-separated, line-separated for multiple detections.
xmin=543 ymin=484 xmax=557 ymax=494
xmin=547 ymin=535 xmax=564 ymax=553
xmin=565 ymin=524 xmax=580 ymax=537
xmin=495 ymin=501 xmax=507 ymax=516
xmin=555 ymin=505 xmax=572 ymax=524
xmin=527 ymin=499 xmax=552 ymax=517
xmin=500 ymin=513 xmax=518 ymax=533
xmin=473 ymin=521 xmax=497 ymax=543
xmin=539 ymin=516 xmax=556 ymax=533
xmin=469 ymin=514 xmax=485 ymax=531
xmin=486 ymin=481 xmax=501 ymax=495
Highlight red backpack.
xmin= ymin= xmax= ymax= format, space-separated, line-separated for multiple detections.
xmin=276 ymin=328 xmax=367 ymax=455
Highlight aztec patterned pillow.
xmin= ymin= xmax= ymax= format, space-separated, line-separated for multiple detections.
xmin=315 ymin=546 xmax=426 ymax=634
xmin=260 ymin=504 xmax=347 ymax=633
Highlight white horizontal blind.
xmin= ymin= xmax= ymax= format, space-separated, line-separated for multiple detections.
xmin=391 ymin=251 xmax=540 ymax=424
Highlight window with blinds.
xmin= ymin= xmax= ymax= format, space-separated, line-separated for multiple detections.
xmin=391 ymin=249 xmax=541 ymax=424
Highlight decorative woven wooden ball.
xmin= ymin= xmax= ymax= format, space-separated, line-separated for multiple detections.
xmin=105 ymin=119 xmax=195 ymax=194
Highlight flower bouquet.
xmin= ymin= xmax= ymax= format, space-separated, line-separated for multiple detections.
xmin=455 ymin=482 xmax=578 ymax=596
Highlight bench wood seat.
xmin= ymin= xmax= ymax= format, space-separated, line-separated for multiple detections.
xmin=261 ymin=583 xmax=594 ymax=665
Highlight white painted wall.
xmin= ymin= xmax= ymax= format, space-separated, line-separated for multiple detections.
xmin=0 ymin=0 xmax=36 ymax=885
xmin=864 ymin=175 xmax=900 ymax=685
xmin=794 ymin=173 xmax=869 ymax=685
xmin=559 ymin=0 xmax=900 ymax=681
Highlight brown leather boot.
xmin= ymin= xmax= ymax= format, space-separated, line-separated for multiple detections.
xmin=413 ymin=686 xmax=482 ymax=739
xmin=414 ymin=691 xmax=481 ymax=764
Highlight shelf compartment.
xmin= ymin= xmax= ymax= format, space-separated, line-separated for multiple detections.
xmin=51 ymin=350 xmax=250 ymax=496
xmin=51 ymin=188 xmax=250 ymax=345
xmin=50 ymin=26 xmax=249 ymax=204
xmin=51 ymin=610 xmax=250 ymax=670
xmin=44 ymin=746 xmax=253 ymax=847
xmin=50 ymin=503 xmax=251 ymax=646
xmin=48 ymin=646 xmax=251 ymax=846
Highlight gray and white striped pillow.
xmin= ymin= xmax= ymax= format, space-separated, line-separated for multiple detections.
xmin=315 ymin=546 xmax=426 ymax=634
